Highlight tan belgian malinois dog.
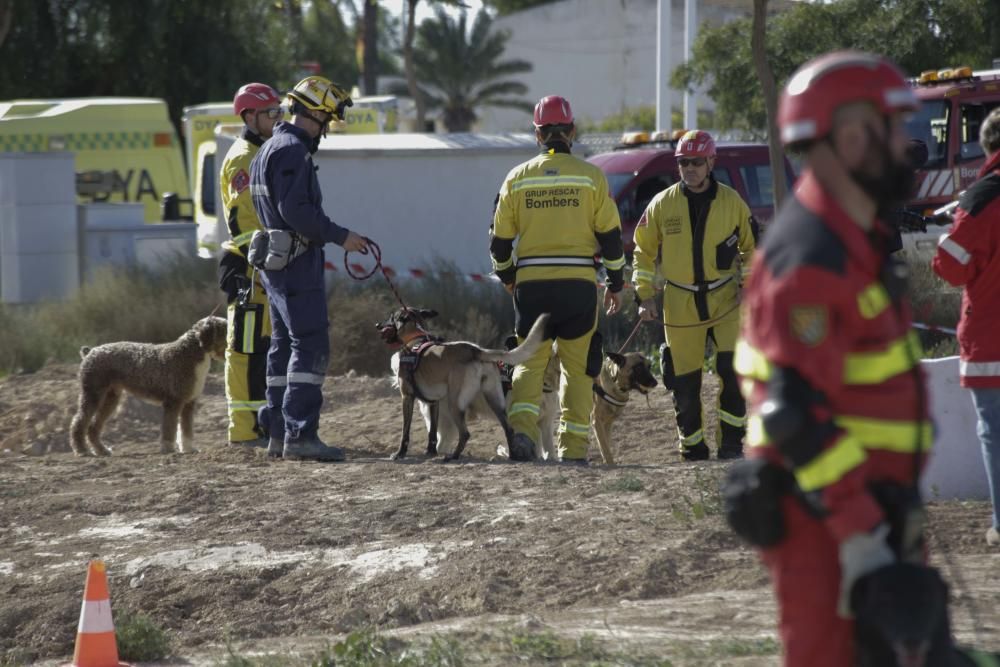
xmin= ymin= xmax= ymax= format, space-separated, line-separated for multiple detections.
xmin=589 ymin=351 xmax=658 ymax=464
xmin=377 ymin=307 xmax=550 ymax=461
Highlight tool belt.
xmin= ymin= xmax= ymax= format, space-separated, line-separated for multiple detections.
xmin=665 ymin=274 xmax=733 ymax=294
xmin=247 ymin=229 xmax=313 ymax=271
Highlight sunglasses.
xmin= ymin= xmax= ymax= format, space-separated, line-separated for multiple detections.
xmin=677 ymin=157 xmax=707 ymax=168
xmin=258 ymin=107 xmax=284 ymax=120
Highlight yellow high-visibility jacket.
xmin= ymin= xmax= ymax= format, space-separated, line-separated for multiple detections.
xmin=492 ymin=151 xmax=624 ymax=285
xmin=220 ymin=128 xmax=265 ymax=257
xmin=633 ymin=180 xmax=755 ymax=302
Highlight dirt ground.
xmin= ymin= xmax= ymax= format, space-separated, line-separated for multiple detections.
xmin=1 ymin=360 xmax=998 ymax=666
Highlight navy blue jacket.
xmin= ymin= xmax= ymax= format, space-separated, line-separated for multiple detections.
xmin=249 ymin=122 xmax=349 ymax=246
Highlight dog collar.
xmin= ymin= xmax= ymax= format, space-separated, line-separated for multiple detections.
xmin=593 ymin=384 xmax=628 ymax=407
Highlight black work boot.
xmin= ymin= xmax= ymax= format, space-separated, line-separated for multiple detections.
xmin=680 ymin=442 xmax=710 ymax=461
xmin=283 ymin=435 xmax=346 ymax=462
xmin=718 ymin=443 xmax=744 ymax=460
xmin=266 ymin=437 xmax=284 ymax=459
xmin=498 ymin=433 xmax=536 ymax=462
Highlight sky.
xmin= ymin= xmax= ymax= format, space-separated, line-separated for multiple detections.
xmin=379 ymin=0 xmax=486 ymax=24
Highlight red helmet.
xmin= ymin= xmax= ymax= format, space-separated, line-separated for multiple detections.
xmin=674 ymin=130 xmax=716 ymax=158
xmin=233 ymin=83 xmax=281 ymax=117
xmin=533 ymin=95 xmax=574 ymax=127
xmin=778 ymin=51 xmax=918 ymax=147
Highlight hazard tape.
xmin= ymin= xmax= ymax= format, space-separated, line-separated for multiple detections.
xmin=324 ymin=260 xmax=497 ymax=282
xmin=912 ymin=322 xmax=957 ymax=336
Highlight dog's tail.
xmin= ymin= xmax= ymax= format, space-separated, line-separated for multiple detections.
xmin=479 ymin=313 xmax=550 ymax=365
xmin=79 ymin=346 xmax=92 ymax=359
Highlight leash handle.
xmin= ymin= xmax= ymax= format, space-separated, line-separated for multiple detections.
xmin=344 ymin=238 xmax=409 ymax=309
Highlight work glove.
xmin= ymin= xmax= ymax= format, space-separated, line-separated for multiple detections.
xmin=837 ymin=522 xmax=895 ymax=618
xmin=638 ymin=298 xmax=658 ymax=321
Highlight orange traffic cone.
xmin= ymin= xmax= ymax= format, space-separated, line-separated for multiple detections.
xmin=64 ymin=560 xmax=131 ymax=667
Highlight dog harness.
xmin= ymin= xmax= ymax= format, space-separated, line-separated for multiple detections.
xmin=398 ymin=335 xmax=442 ymax=403
xmin=593 ymin=383 xmax=628 ymax=407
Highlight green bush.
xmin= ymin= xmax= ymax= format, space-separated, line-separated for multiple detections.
xmin=0 ymin=257 xmax=223 ymax=376
xmin=115 ymin=610 xmax=172 ymax=662
xmin=904 ymin=254 xmax=961 ymax=359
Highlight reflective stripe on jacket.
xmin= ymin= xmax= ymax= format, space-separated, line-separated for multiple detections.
xmin=220 ymin=128 xmax=265 ymax=257
xmin=735 ymin=170 xmax=930 ymax=543
xmin=932 ymin=150 xmax=1000 ymax=389
xmin=492 ymin=150 xmax=623 ymax=285
xmin=632 ymin=179 xmax=755 ymax=303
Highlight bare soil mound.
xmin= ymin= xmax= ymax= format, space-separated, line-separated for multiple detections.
xmin=1 ymin=362 xmax=997 ymax=665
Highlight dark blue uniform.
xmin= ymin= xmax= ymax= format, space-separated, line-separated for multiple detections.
xmin=250 ymin=122 xmax=349 ymax=443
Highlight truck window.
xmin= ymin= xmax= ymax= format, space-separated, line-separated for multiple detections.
xmin=906 ymin=100 xmax=949 ymax=168
xmin=712 ymin=168 xmax=733 ymax=188
xmin=200 ymin=152 xmax=216 ymax=217
xmin=959 ymin=102 xmax=1000 ymax=162
xmin=635 ymin=176 xmax=670 ymax=214
xmin=739 ymin=164 xmax=774 ymax=208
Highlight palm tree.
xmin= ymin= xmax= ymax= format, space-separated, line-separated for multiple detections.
xmin=398 ymin=8 xmax=533 ymax=132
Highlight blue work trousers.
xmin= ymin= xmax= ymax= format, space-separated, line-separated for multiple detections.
xmin=260 ymin=250 xmax=330 ymax=442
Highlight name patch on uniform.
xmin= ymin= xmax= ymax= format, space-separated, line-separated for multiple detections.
xmin=231 ymin=169 xmax=250 ymax=194
xmin=544 ymin=169 xmax=559 ymax=176
xmin=789 ymin=305 xmax=828 ymax=347
xmin=663 ymin=216 xmax=683 ymax=235
xmin=524 ymin=187 xmax=581 ymax=209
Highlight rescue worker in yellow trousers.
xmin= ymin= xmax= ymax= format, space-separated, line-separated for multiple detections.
xmin=634 ymin=130 xmax=758 ymax=461
xmin=217 ymin=83 xmax=283 ymax=447
xmin=490 ymin=95 xmax=626 ymax=464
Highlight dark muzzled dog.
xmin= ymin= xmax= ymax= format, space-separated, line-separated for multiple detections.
xmin=69 ymin=316 xmax=228 ymax=456
xmin=377 ymin=307 xmax=550 ymax=461
xmin=852 ymin=562 xmax=1000 ymax=667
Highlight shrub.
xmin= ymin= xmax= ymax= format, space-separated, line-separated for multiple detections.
xmin=115 ymin=610 xmax=171 ymax=662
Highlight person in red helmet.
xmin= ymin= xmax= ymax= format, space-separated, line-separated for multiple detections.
xmin=633 ymin=129 xmax=757 ymax=461
xmin=490 ymin=94 xmax=626 ymax=464
xmin=728 ymin=51 xmax=932 ymax=666
xmin=217 ymin=82 xmax=284 ymax=449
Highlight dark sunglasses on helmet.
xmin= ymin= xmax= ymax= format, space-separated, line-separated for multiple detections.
xmin=257 ymin=107 xmax=284 ymax=120
xmin=677 ymin=157 xmax=707 ymax=168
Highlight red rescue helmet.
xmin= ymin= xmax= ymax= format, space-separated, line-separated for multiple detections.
xmin=533 ymin=95 xmax=574 ymax=127
xmin=674 ymin=130 xmax=716 ymax=158
xmin=233 ymin=83 xmax=281 ymax=117
xmin=778 ymin=50 xmax=918 ymax=147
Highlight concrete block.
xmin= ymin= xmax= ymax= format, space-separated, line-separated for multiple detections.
xmin=0 ymin=152 xmax=75 ymax=205
xmin=921 ymin=356 xmax=990 ymax=501
xmin=1 ymin=250 xmax=79 ymax=304
xmin=0 ymin=203 xmax=79 ymax=254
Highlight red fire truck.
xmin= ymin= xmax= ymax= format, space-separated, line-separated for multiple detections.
xmin=907 ymin=65 xmax=1000 ymax=215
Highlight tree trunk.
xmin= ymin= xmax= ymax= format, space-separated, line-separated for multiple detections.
xmin=403 ymin=0 xmax=427 ymax=131
xmin=751 ymin=0 xmax=787 ymax=210
xmin=362 ymin=0 xmax=379 ymax=95
xmin=0 ymin=0 xmax=12 ymax=51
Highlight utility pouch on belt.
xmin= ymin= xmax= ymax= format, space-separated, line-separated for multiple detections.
xmin=723 ymin=458 xmax=794 ymax=548
xmin=586 ymin=331 xmax=604 ymax=378
xmin=230 ymin=300 xmax=266 ymax=354
xmin=247 ymin=229 xmax=310 ymax=271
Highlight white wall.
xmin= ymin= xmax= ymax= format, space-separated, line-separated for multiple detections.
xmin=478 ymin=0 xmax=762 ymax=132
xmin=921 ymin=356 xmax=990 ymax=501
